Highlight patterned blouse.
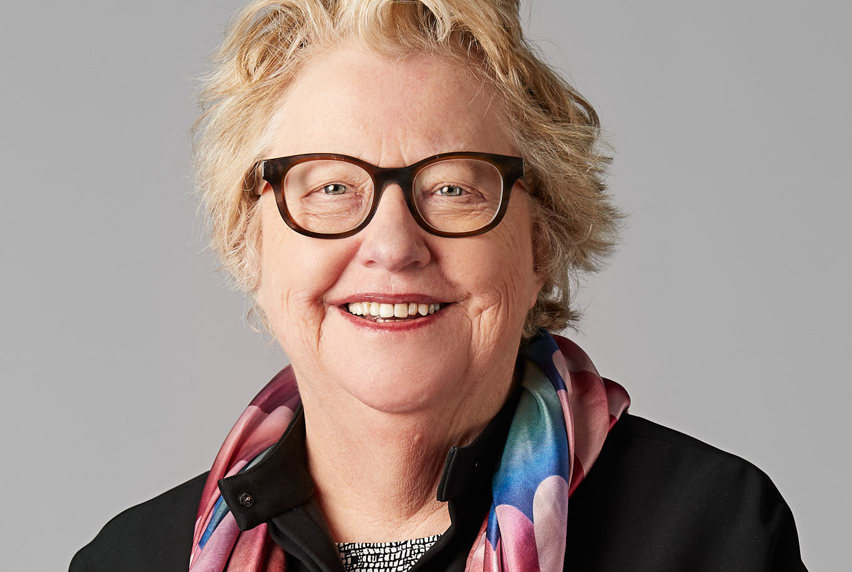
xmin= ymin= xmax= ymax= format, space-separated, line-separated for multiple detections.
xmin=336 ymin=535 xmax=441 ymax=571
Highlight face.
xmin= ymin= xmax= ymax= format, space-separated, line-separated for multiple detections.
xmin=256 ymin=44 xmax=544 ymax=421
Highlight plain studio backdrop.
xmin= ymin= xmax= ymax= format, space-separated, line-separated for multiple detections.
xmin=1 ymin=1 xmax=848 ymax=569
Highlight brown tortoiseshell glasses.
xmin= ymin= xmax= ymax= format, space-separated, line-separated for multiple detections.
xmin=251 ymin=152 xmax=524 ymax=239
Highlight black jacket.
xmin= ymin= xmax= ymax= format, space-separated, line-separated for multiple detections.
xmin=70 ymin=414 xmax=807 ymax=571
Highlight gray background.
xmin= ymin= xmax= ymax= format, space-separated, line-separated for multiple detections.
xmin=1 ymin=1 xmax=848 ymax=569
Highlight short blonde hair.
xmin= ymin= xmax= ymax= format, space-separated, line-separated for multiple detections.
xmin=194 ymin=0 xmax=621 ymax=337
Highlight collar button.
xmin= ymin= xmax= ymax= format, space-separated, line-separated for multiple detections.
xmin=238 ymin=492 xmax=256 ymax=508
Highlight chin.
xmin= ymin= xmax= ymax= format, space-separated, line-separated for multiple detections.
xmin=330 ymin=358 xmax=468 ymax=416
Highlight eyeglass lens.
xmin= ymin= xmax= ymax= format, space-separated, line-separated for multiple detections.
xmin=282 ymin=158 xmax=504 ymax=235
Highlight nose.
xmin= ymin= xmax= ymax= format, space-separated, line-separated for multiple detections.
xmin=354 ymin=185 xmax=431 ymax=271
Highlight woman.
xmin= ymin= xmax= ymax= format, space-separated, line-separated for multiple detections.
xmin=71 ymin=0 xmax=806 ymax=570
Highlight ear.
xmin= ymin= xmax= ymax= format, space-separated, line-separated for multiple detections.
xmin=522 ymin=184 xmax=547 ymax=310
xmin=529 ymin=270 xmax=546 ymax=310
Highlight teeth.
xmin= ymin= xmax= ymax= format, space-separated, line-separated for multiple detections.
xmin=347 ymin=301 xmax=443 ymax=319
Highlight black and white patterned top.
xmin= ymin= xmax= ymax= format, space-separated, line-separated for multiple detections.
xmin=336 ymin=535 xmax=441 ymax=572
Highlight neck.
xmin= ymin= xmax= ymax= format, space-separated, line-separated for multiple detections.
xmin=300 ymin=381 xmax=512 ymax=543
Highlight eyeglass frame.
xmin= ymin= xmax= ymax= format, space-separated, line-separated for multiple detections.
xmin=250 ymin=151 xmax=525 ymax=239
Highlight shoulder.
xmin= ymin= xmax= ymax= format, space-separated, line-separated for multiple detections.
xmin=600 ymin=413 xmax=776 ymax=485
xmin=567 ymin=414 xmax=806 ymax=571
xmin=70 ymin=472 xmax=207 ymax=572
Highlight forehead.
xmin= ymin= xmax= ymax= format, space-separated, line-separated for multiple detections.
xmin=264 ymin=44 xmax=515 ymax=162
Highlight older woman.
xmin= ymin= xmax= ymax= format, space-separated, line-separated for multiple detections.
xmin=71 ymin=1 xmax=806 ymax=571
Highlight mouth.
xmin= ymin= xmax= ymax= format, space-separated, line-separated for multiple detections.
xmin=345 ymin=301 xmax=445 ymax=323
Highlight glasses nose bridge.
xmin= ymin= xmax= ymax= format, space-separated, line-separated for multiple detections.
xmin=371 ymin=165 xmax=414 ymax=198
xmin=370 ymin=165 xmax=418 ymax=217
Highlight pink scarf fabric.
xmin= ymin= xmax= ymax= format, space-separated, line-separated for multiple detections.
xmin=189 ymin=333 xmax=629 ymax=571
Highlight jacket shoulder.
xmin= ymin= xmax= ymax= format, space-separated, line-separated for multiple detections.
xmin=70 ymin=472 xmax=208 ymax=571
xmin=567 ymin=414 xmax=806 ymax=571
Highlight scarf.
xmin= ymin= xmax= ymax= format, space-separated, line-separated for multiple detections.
xmin=189 ymin=333 xmax=630 ymax=571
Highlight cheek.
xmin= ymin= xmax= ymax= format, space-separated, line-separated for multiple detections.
xmin=490 ymin=200 xmax=542 ymax=310
xmin=255 ymin=198 xmax=339 ymax=340
xmin=255 ymin=228 xmax=298 ymax=344
xmin=458 ymin=199 xmax=542 ymax=328
xmin=500 ymin=237 xmax=540 ymax=315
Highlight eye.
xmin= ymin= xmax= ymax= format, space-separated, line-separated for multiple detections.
xmin=435 ymin=185 xmax=466 ymax=197
xmin=322 ymin=183 xmax=348 ymax=195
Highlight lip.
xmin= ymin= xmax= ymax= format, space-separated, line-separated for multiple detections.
xmin=328 ymin=292 xmax=449 ymax=305
xmin=335 ymin=305 xmax=449 ymax=331
xmin=330 ymin=293 xmax=453 ymax=332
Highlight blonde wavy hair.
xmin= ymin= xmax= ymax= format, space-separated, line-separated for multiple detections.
xmin=194 ymin=0 xmax=621 ymax=337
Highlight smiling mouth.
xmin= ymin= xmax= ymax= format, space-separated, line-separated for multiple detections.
xmin=346 ymin=302 xmax=444 ymax=323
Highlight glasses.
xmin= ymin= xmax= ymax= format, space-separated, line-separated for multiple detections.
xmin=252 ymin=152 xmax=524 ymax=239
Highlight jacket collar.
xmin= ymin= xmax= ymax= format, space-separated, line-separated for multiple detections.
xmin=219 ymin=375 xmax=521 ymax=532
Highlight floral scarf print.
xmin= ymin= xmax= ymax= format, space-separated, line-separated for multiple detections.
xmin=189 ymin=333 xmax=630 ymax=571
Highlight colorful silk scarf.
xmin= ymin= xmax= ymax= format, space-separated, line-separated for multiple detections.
xmin=189 ymin=333 xmax=630 ymax=571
